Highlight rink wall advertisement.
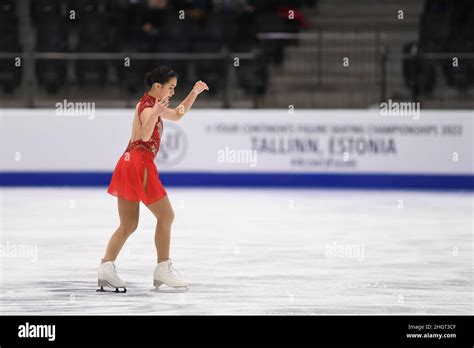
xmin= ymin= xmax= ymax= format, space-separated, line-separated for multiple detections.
xmin=0 ymin=109 xmax=472 ymax=189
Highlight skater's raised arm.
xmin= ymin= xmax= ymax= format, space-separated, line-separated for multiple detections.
xmin=161 ymin=80 xmax=209 ymax=121
xmin=140 ymin=98 xmax=169 ymax=141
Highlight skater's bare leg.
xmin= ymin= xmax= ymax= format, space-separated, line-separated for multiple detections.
xmin=146 ymin=195 xmax=174 ymax=263
xmin=102 ymin=197 xmax=140 ymax=262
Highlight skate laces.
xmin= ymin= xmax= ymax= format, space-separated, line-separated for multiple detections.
xmin=112 ymin=263 xmax=123 ymax=280
xmin=168 ymin=261 xmax=183 ymax=279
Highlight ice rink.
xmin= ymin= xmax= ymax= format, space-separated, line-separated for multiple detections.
xmin=0 ymin=187 xmax=472 ymax=315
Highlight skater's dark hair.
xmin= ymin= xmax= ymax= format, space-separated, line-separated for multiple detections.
xmin=144 ymin=66 xmax=178 ymax=89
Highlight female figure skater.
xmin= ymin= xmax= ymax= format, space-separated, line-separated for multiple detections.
xmin=98 ymin=66 xmax=209 ymax=292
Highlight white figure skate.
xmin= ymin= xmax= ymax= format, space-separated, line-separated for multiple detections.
xmin=153 ymin=259 xmax=188 ymax=289
xmin=97 ymin=261 xmax=127 ymax=293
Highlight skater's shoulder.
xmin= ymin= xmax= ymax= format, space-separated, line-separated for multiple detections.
xmin=139 ymin=95 xmax=155 ymax=110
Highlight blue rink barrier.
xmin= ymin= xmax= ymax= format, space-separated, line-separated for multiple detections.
xmin=0 ymin=172 xmax=472 ymax=190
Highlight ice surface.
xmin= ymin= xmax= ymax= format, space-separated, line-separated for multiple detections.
xmin=0 ymin=187 xmax=472 ymax=315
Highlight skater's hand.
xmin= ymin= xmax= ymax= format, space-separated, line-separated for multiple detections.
xmin=192 ymin=80 xmax=209 ymax=95
xmin=153 ymin=97 xmax=169 ymax=116
xmin=160 ymin=82 xmax=207 ymax=122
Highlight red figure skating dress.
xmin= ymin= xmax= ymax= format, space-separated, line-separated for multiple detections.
xmin=107 ymin=92 xmax=167 ymax=205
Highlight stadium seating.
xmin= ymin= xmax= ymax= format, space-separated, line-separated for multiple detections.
xmin=407 ymin=0 xmax=474 ymax=94
xmin=0 ymin=0 xmax=21 ymax=93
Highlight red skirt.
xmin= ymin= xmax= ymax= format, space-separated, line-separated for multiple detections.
xmin=107 ymin=148 xmax=167 ymax=205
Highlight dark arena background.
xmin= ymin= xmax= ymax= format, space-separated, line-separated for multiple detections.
xmin=0 ymin=0 xmax=473 ymax=346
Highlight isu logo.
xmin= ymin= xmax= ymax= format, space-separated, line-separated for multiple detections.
xmin=157 ymin=123 xmax=187 ymax=166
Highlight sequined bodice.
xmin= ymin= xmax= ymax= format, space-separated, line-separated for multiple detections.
xmin=125 ymin=92 xmax=163 ymax=158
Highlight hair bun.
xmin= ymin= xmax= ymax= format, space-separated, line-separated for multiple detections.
xmin=144 ymin=66 xmax=178 ymax=89
xmin=144 ymin=72 xmax=154 ymax=89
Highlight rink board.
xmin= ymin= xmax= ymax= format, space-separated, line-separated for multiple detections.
xmin=0 ymin=109 xmax=472 ymax=189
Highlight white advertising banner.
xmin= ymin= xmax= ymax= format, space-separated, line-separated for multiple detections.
xmin=0 ymin=109 xmax=472 ymax=175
